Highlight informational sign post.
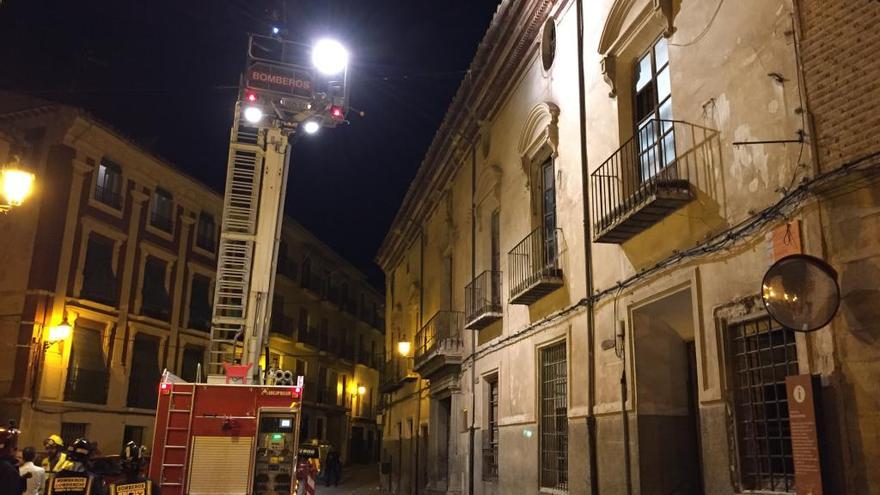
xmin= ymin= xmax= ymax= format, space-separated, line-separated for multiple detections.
xmin=785 ymin=374 xmax=824 ymax=495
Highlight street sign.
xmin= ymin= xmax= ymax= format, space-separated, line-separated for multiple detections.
xmin=785 ymin=374 xmax=824 ymax=495
xmin=246 ymin=62 xmax=313 ymax=98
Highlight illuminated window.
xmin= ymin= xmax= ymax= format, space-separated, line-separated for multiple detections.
xmin=95 ymin=159 xmax=122 ymax=209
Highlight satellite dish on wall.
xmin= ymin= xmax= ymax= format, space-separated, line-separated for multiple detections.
xmin=761 ymin=254 xmax=840 ymax=332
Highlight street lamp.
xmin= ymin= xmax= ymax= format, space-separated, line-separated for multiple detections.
xmin=311 ymin=39 xmax=348 ymax=76
xmin=1 ymin=156 xmax=35 ymax=212
xmin=357 ymin=385 xmax=366 ymax=396
xmin=397 ymin=341 xmax=411 ymax=357
xmin=45 ymin=314 xmax=72 ymax=351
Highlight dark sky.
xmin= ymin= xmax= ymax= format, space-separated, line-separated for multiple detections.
xmin=0 ymin=0 xmax=500 ymax=285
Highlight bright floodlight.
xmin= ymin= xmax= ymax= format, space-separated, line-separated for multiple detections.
xmin=312 ymin=39 xmax=348 ymax=76
xmin=303 ymin=120 xmax=321 ymax=134
xmin=243 ymin=106 xmax=263 ymax=124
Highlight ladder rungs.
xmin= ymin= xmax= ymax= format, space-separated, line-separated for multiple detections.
xmin=166 ymin=427 xmax=189 ymax=431
xmin=169 ymin=409 xmax=192 ymax=413
xmin=165 ymin=445 xmax=187 ymax=449
xmin=162 ymin=464 xmax=185 ymax=468
xmin=171 ymin=391 xmax=193 ymax=396
xmin=161 ymin=483 xmax=183 ymax=487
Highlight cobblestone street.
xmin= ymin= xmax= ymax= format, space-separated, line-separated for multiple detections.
xmin=313 ymin=464 xmax=384 ymax=495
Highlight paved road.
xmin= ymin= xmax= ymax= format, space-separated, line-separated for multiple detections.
xmin=313 ymin=463 xmax=384 ymax=495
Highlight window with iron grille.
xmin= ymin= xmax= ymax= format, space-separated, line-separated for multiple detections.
xmin=127 ymin=333 xmax=161 ymax=409
xmin=729 ymin=316 xmax=798 ymax=493
xmin=483 ymin=376 xmax=499 ymax=481
xmin=81 ymin=233 xmax=117 ymax=305
xmin=95 ymin=159 xmax=123 ymax=209
xmin=188 ymin=274 xmax=212 ymax=331
xmin=196 ymin=212 xmax=216 ymax=251
xmin=64 ymin=326 xmax=109 ymax=404
xmin=60 ymin=423 xmax=88 ymax=448
xmin=142 ymin=256 xmax=171 ymax=320
xmin=540 ymin=342 xmax=567 ymax=491
xmin=180 ymin=346 xmax=204 ymax=383
xmin=150 ymin=187 xmax=174 ymax=232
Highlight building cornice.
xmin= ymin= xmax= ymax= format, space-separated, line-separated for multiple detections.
xmin=375 ymin=0 xmax=563 ymax=272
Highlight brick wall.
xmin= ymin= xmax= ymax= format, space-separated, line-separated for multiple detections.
xmin=797 ymin=0 xmax=880 ymax=170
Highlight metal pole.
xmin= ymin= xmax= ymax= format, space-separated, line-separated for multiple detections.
xmin=576 ymin=0 xmax=600 ymax=492
xmin=468 ymin=140 xmax=477 ymax=495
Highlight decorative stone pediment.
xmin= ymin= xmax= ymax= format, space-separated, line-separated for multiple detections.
xmin=598 ymin=0 xmax=676 ymax=97
xmin=518 ymin=102 xmax=560 ymax=168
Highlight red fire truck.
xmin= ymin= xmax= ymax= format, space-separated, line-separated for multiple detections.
xmin=148 ymin=371 xmax=304 ymax=494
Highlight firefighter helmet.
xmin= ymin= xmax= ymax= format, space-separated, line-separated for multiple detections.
xmin=0 ymin=422 xmax=20 ymax=456
xmin=44 ymin=434 xmax=64 ymax=449
xmin=120 ymin=441 xmax=145 ymax=471
xmin=66 ymin=438 xmax=93 ymax=463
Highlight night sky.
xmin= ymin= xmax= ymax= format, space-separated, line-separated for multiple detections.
xmin=0 ymin=0 xmax=500 ymax=285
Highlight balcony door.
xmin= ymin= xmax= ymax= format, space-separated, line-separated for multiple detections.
xmin=634 ymin=37 xmax=675 ymax=182
xmin=541 ymin=159 xmax=558 ymax=268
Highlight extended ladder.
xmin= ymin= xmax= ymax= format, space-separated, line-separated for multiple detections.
xmin=208 ymin=103 xmax=291 ymax=377
xmin=208 ymin=105 xmax=263 ymax=374
xmin=158 ymin=383 xmax=195 ymax=488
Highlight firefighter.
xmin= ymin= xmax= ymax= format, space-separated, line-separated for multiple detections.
xmin=0 ymin=421 xmax=27 ymax=495
xmin=107 ymin=442 xmax=158 ymax=495
xmin=45 ymin=438 xmax=104 ymax=495
xmin=42 ymin=435 xmax=72 ymax=474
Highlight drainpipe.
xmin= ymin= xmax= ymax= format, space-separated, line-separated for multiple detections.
xmin=414 ymin=225 xmax=425 ymax=495
xmin=468 ymin=141 xmax=477 ymax=495
xmin=576 ymin=0 xmax=600 ymax=492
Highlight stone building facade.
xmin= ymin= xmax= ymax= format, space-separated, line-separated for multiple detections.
xmin=376 ymin=1 xmax=879 ymax=494
xmin=0 ymin=96 xmax=384 ymax=464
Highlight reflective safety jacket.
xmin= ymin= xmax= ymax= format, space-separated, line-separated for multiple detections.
xmin=108 ymin=475 xmax=160 ymax=495
xmin=42 ymin=452 xmax=73 ymax=473
xmin=46 ymin=470 xmax=104 ymax=495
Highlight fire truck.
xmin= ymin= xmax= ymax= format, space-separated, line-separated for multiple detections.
xmin=147 ymin=33 xmax=349 ymax=494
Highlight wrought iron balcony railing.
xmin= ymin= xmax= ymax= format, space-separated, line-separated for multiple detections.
xmin=64 ymin=367 xmax=110 ymax=405
xmin=270 ymin=314 xmax=295 ymax=338
xmin=150 ymin=211 xmax=174 ymax=233
xmin=413 ymin=311 xmax=464 ymax=376
xmin=126 ymin=371 xmax=160 ymax=409
xmin=298 ymin=324 xmax=321 ymax=348
xmin=508 ymin=227 xmax=563 ymax=305
xmin=95 ymin=185 xmax=122 ymax=210
xmin=591 ymin=119 xmax=721 ymax=243
xmin=300 ymin=271 xmax=325 ymax=299
xmin=379 ymin=355 xmax=416 ymax=393
xmin=465 ymin=270 xmax=503 ymax=330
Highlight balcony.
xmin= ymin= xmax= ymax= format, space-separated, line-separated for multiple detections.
xmin=339 ymin=343 xmax=355 ymax=362
xmin=270 ymin=314 xmax=295 ymax=339
xmin=379 ymin=355 xmax=416 ymax=394
xmin=95 ymin=185 xmax=122 ymax=210
xmin=301 ymin=272 xmax=325 ymax=300
xmin=508 ymin=227 xmax=563 ymax=305
xmin=465 ymin=270 xmax=503 ymax=330
xmin=298 ymin=325 xmax=321 ymax=348
xmin=591 ymin=119 xmax=720 ymax=243
xmin=64 ymin=367 xmax=109 ymax=404
xmin=413 ymin=311 xmax=464 ymax=379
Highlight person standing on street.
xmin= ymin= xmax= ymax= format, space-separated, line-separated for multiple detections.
xmin=324 ymin=449 xmax=342 ymax=487
xmin=45 ymin=438 xmax=104 ymax=495
xmin=18 ymin=447 xmax=45 ymax=495
xmin=0 ymin=422 xmax=26 ymax=495
xmin=42 ymin=435 xmax=71 ymax=475
xmin=107 ymin=441 xmax=159 ymax=495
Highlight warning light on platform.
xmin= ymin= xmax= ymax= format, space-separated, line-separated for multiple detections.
xmin=246 ymin=92 xmax=258 ymax=103
xmin=160 ymin=382 xmax=171 ymax=395
xmin=330 ymin=106 xmax=344 ymax=120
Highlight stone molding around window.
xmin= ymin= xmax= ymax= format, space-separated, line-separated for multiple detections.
xmin=73 ymin=216 xmax=127 ymax=303
xmin=133 ymin=241 xmax=178 ymax=317
xmin=598 ymin=0 xmax=675 ymax=98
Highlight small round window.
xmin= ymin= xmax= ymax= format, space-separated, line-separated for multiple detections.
xmin=541 ymin=17 xmax=557 ymax=71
